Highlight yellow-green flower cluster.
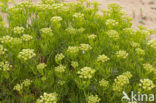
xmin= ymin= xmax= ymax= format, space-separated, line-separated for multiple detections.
xmin=0 ymin=36 xmax=23 ymax=45
xmin=21 ymin=34 xmax=33 ymax=42
xmin=135 ymin=48 xmax=145 ymax=56
xmin=41 ymin=0 xmax=55 ymax=4
xmin=14 ymin=79 xmax=32 ymax=92
xmin=77 ymin=67 xmax=95 ymax=79
xmin=130 ymin=41 xmax=140 ymax=48
xmin=22 ymin=79 xmax=32 ymax=87
xmin=116 ymin=50 xmax=128 ymax=59
xmin=139 ymin=79 xmax=155 ymax=91
xmin=73 ymin=13 xmax=84 ymax=19
xmin=55 ymin=53 xmax=65 ymax=64
xmin=123 ymin=28 xmax=136 ymax=35
xmin=18 ymin=1 xmax=33 ymax=8
xmin=143 ymin=63 xmax=155 ymax=73
xmin=40 ymin=28 xmax=53 ymax=37
xmin=18 ymin=49 xmax=36 ymax=61
xmin=35 ymin=3 xmax=52 ymax=10
xmin=105 ymin=19 xmax=118 ymax=27
xmin=123 ymin=71 xmax=133 ymax=79
xmin=67 ymin=46 xmax=79 ymax=54
xmin=55 ymin=65 xmax=66 ymax=73
xmin=107 ymin=30 xmax=119 ymax=40
xmin=52 ymin=3 xmax=64 ymax=10
xmin=97 ymin=54 xmax=110 ymax=63
xmin=13 ymin=26 xmax=25 ymax=34
xmin=37 ymin=63 xmax=47 ymax=70
xmin=51 ymin=16 xmax=62 ymax=23
xmin=0 ymin=45 xmax=7 ymax=55
xmin=88 ymin=34 xmax=97 ymax=40
xmin=38 ymin=92 xmax=58 ymax=103
xmin=113 ymin=72 xmax=132 ymax=92
xmin=148 ymin=40 xmax=156 ymax=50
xmin=0 ymin=35 xmax=13 ymax=44
xmin=13 ymin=84 xmax=23 ymax=93
xmin=99 ymin=79 xmax=109 ymax=89
xmin=40 ymin=28 xmax=52 ymax=34
xmin=65 ymin=27 xmax=77 ymax=35
xmin=79 ymin=44 xmax=92 ymax=51
xmin=88 ymin=95 xmax=101 ymax=103
xmin=71 ymin=61 xmax=78 ymax=68
xmin=0 ymin=61 xmax=12 ymax=72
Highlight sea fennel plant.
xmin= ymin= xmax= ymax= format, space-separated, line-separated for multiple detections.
xmin=0 ymin=0 xmax=156 ymax=103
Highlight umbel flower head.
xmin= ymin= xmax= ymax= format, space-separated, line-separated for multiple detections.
xmin=67 ymin=46 xmax=79 ymax=54
xmin=55 ymin=53 xmax=65 ymax=64
xmin=97 ymin=54 xmax=110 ymax=63
xmin=135 ymin=48 xmax=145 ymax=56
xmin=18 ymin=49 xmax=36 ymax=61
xmin=122 ymin=71 xmax=132 ymax=79
xmin=130 ymin=41 xmax=140 ymax=48
xmin=106 ymin=30 xmax=119 ymax=40
xmin=79 ymin=44 xmax=92 ymax=51
xmin=19 ymin=1 xmax=33 ymax=7
xmin=148 ymin=40 xmax=156 ymax=50
xmin=37 ymin=92 xmax=58 ymax=103
xmin=99 ymin=79 xmax=109 ymax=89
xmin=55 ymin=65 xmax=66 ymax=73
xmin=123 ymin=28 xmax=136 ymax=35
xmin=37 ymin=63 xmax=47 ymax=70
xmin=105 ymin=19 xmax=118 ymax=27
xmin=116 ymin=50 xmax=128 ymax=59
xmin=22 ymin=79 xmax=32 ymax=87
xmin=0 ymin=61 xmax=12 ymax=72
xmin=13 ymin=84 xmax=23 ymax=93
xmin=21 ymin=34 xmax=33 ymax=42
xmin=0 ymin=35 xmax=13 ymax=44
xmin=13 ymin=79 xmax=32 ymax=93
xmin=113 ymin=71 xmax=132 ymax=92
xmin=88 ymin=34 xmax=97 ymax=40
xmin=40 ymin=27 xmax=53 ymax=37
xmin=51 ymin=16 xmax=62 ymax=23
xmin=41 ymin=0 xmax=55 ymax=4
xmin=0 ymin=45 xmax=7 ymax=55
xmin=73 ymin=12 xmax=84 ymax=19
xmin=52 ymin=3 xmax=64 ymax=10
xmin=143 ymin=63 xmax=155 ymax=73
xmin=77 ymin=67 xmax=96 ymax=79
xmin=65 ymin=27 xmax=77 ymax=35
xmin=35 ymin=3 xmax=53 ymax=11
xmin=88 ymin=95 xmax=101 ymax=103
xmin=139 ymin=79 xmax=155 ymax=91
xmin=71 ymin=61 xmax=78 ymax=68
xmin=13 ymin=26 xmax=25 ymax=34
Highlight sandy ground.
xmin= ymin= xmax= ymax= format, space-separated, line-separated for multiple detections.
xmin=1 ymin=0 xmax=156 ymax=39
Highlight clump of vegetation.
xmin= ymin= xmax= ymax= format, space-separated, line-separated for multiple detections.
xmin=0 ymin=0 xmax=156 ymax=103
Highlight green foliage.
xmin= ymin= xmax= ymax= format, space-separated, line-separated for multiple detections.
xmin=0 ymin=0 xmax=156 ymax=103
